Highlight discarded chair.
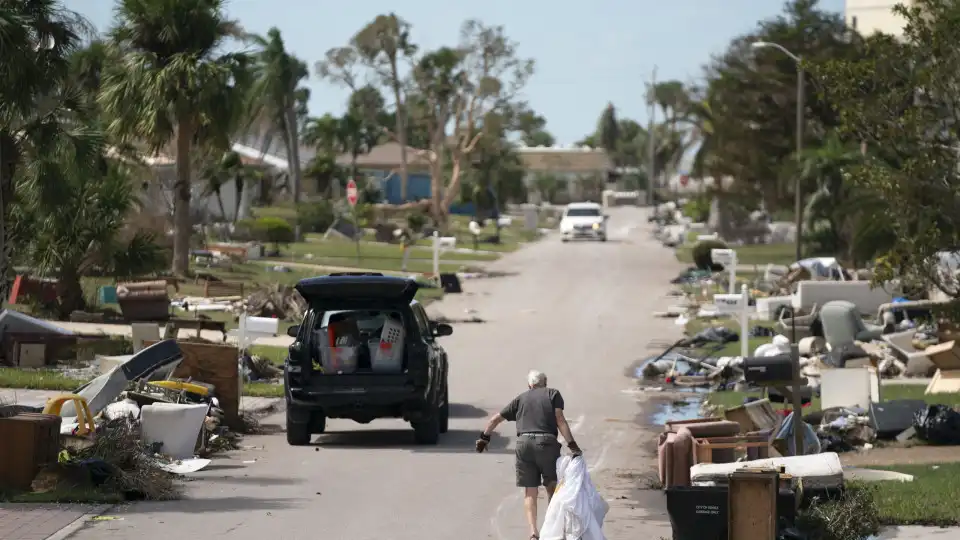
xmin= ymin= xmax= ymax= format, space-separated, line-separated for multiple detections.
xmin=43 ymin=394 xmax=95 ymax=436
xmin=117 ymin=280 xmax=172 ymax=322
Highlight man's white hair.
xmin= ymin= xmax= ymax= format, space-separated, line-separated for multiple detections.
xmin=527 ymin=370 xmax=547 ymax=388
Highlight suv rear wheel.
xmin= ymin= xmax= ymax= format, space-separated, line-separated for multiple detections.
xmin=412 ymin=404 xmax=440 ymax=445
xmin=310 ymin=412 xmax=327 ymax=435
xmin=286 ymin=407 xmax=312 ymax=446
xmin=439 ymin=385 xmax=450 ymax=434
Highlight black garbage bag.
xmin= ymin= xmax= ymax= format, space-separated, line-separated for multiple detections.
xmin=913 ymin=405 xmax=960 ymax=445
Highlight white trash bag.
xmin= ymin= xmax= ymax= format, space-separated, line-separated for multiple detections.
xmin=540 ymin=455 xmax=610 ymax=540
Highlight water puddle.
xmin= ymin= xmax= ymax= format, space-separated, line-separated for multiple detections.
xmin=650 ymin=396 xmax=704 ymax=426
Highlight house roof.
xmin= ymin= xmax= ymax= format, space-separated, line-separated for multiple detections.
xmin=105 ymin=146 xmax=176 ymax=167
xmin=336 ymin=142 xmax=433 ymax=170
xmin=516 ymin=145 xmax=613 ymax=173
xmin=231 ymin=142 xmax=289 ymax=170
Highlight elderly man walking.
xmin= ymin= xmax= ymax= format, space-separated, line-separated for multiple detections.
xmin=476 ymin=370 xmax=582 ymax=540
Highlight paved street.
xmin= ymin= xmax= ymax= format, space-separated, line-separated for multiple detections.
xmin=21 ymin=207 xmax=682 ymax=539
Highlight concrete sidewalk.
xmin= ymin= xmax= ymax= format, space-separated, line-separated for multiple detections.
xmin=0 ymin=504 xmax=110 ymax=540
xmin=0 ymin=391 xmax=281 ymax=540
xmin=0 ymin=388 xmax=281 ymax=414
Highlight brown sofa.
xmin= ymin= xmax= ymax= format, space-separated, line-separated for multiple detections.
xmin=657 ymin=419 xmax=740 ymax=488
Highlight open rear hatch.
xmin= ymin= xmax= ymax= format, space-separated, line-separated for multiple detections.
xmin=294 ymin=273 xmax=419 ymax=310
xmin=290 ymin=273 xmax=422 ymax=385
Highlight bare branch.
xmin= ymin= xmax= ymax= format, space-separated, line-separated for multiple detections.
xmin=315 ymin=47 xmax=360 ymax=90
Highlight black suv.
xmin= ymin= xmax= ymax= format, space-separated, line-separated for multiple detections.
xmin=283 ymin=273 xmax=453 ymax=446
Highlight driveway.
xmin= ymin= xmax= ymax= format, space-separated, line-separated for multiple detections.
xmin=66 ymin=207 xmax=683 ymax=540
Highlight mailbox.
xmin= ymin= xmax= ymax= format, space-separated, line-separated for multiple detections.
xmin=743 ymin=353 xmax=795 ymax=384
xmin=710 ymin=248 xmax=736 ymax=266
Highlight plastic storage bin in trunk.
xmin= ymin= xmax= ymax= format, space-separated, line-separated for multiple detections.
xmin=318 ymin=345 xmax=360 ymax=373
xmin=369 ymin=317 xmax=405 ymax=373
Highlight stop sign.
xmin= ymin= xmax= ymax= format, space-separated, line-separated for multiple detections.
xmin=346 ymin=179 xmax=358 ymax=206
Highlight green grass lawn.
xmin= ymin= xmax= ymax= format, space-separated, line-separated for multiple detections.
xmin=866 ymin=462 xmax=960 ymax=526
xmin=285 ymin=235 xmax=500 ymax=262
xmin=676 ymin=242 xmax=796 ymax=266
xmin=251 ymin=203 xmax=546 ymax=255
xmin=0 ymin=367 xmax=284 ymax=398
xmin=705 ymin=383 xmax=960 ymax=412
xmin=69 ymin=261 xmax=444 ymax=333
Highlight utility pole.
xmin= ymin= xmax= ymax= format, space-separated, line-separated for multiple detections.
xmin=646 ymin=67 xmax=657 ymax=206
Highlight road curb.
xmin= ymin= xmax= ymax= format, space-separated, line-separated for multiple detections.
xmin=45 ymin=504 xmax=113 ymax=540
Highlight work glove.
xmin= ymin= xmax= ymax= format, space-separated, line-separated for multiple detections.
xmin=568 ymin=441 xmax=583 ymax=457
xmin=476 ymin=433 xmax=491 ymax=453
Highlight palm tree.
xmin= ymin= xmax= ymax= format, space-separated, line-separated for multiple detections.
xmin=797 ymin=133 xmax=866 ymax=261
xmin=199 ymin=150 xmax=244 ymax=221
xmin=684 ymin=99 xmax=716 ymax=180
xmin=246 ymin=28 xmax=309 ymax=237
xmin=99 ymin=0 xmax=251 ymax=274
xmin=352 ymin=14 xmax=417 ymax=201
xmin=302 ymin=114 xmax=343 ymax=155
xmin=0 ymin=2 xmax=102 ymax=302
xmin=597 ymin=104 xmax=620 ymax=158
xmin=12 ymin=153 xmax=165 ymax=318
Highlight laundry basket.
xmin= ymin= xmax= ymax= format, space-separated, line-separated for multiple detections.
xmin=318 ymin=345 xmax=360 ymax=373
xmin=370 ymin=318 xmax=405 ymax=373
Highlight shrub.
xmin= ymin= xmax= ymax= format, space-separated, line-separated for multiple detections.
xmin=682 ymin=195 xmax=711 ymax=223
xmin=296 ymin=201 xmax=335 ymax=233
xmin=691 ymin=239 xmax=728 ymax=271
xmin=406 ymin=212 xmax=428 ymax=233
xmin=251 ymin=217 xmax=295 ymax=250
xmin=794 ymin=484 xmax=881 ymax=540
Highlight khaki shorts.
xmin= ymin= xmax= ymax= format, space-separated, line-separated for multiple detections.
xmin=515 ymin=433 xmax=562 ymax=488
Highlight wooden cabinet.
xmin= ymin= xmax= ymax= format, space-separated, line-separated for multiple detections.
xmin=0 ymin=413 xmax=61 ymax=491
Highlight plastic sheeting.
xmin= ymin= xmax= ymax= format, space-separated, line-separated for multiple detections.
xmin=775 ymin=411 xmax=822 ymax=456
xmin=540 ymin=456 xmax=609 ymax=540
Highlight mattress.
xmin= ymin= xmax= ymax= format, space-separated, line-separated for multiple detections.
xmin=690 ymin=452 xmax=844 ymax=490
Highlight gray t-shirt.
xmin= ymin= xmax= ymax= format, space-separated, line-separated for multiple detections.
xmin=500 ymin=387 xmax=565 ymax=436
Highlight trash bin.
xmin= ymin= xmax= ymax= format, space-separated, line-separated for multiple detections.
xmin=665 ymin=485 xmax=728 ymax=540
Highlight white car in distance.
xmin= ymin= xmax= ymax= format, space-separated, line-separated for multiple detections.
xmin=559 ymin=202 xmax=608 ymax=242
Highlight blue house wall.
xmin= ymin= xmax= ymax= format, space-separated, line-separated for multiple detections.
xmin=372 ymin=170 xmax=475 ymax=216
xmin=378 ymin=172 xmax=432 ymax=204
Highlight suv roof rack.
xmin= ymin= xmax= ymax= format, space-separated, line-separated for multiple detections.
xmin=327 ymin=272 xmax=385 ymax=277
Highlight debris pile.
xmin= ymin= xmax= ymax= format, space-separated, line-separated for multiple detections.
xmin=243 ymin=284 xmax=306 ymax=320
xmin=0 ymin=339 xmax=255 ymax=501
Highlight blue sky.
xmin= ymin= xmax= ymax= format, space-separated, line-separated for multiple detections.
xmin=71 ymin=0 xmax=845 ymax=144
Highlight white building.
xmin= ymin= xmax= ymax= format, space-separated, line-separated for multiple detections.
xmin=845 ymin=0 xmax=913 ymax=36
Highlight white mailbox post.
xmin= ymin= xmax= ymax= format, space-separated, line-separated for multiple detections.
xmin=714 ymin=284 xmax=750 ymax=358
xmin=710 ymin=248 xmax=738 ymax=294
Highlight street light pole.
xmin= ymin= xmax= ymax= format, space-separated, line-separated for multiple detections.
xmin=750 ymin=41 xmax=805 ymax=263
xmin=795 ymin=65 xmax=805 ymax=264
xmin=751 ymin=40 xmax=806 ymax=457
xmin=646 ymin=66 xmax=657 ymax=206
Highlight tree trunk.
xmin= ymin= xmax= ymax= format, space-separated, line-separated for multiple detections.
xmin=441 ymin=159 xmax=463 ymax=210
xmin=430 ymin=149 xmax=446 ymax=230
xmin=215 ymin=189 xmax=227 ymax=222
xmin=390 ymin=64 xmax=409 ymax=202
xmin=351 ymin=154 xmax=359 ymax=196
xmin=55 ymin=270 xmax=85 ymax=320
xmin=172 ymin=118 xmax=194 ymax=275
xmin=285 ymin=104 xmax=304 ymax=240
xmin=0 ymin=134 xmax=11 ymax=306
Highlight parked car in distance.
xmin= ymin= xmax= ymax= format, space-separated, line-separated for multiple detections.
xmin=559 ymin=202 xmax=609 ymax=242
xmin=283 ymin=272 xmax=452 ymax=446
